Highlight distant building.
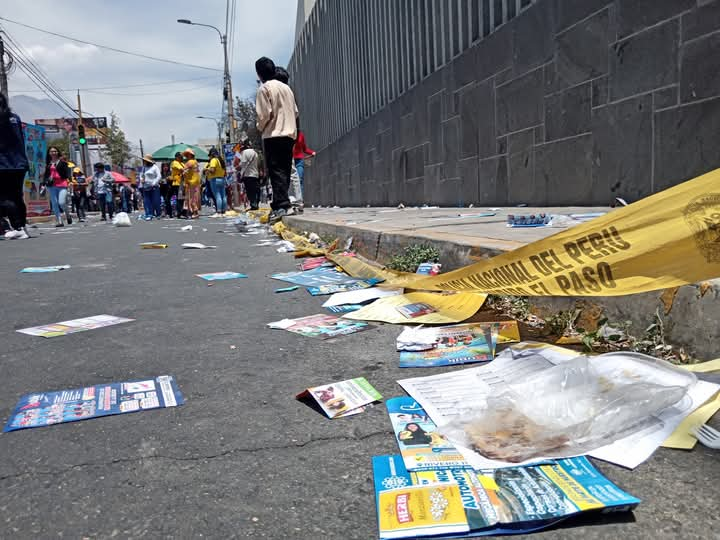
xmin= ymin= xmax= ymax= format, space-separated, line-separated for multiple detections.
xmin=195 ymin=138 xmax=217 ymax=153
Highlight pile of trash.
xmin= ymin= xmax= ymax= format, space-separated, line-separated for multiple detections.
xmin=267 ymin=223 xmax=720 ymax=539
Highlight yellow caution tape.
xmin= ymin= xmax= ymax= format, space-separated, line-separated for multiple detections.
xmin=328 ymin=169 xmax=720 ymax=296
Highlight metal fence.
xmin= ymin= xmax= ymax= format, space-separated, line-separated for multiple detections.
xmin=289 ymin=0 xmax=537 ymax=150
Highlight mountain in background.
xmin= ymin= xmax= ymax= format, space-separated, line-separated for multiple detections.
xmin=9 ymin=94 xmax=68 ymax=123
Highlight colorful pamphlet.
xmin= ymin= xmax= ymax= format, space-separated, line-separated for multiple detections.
xmin=268 ymin=314 xmax=372 ymax=339
xmin=325 ymin=304 xmax=365 ymax=314
xmin=299 ymin=256 xmax=332 ymax=271
xmin=396 ymin=303 xmax=437 ymax=318
xmin=372 ymin=454 xmax=640 ymax=539
xmin=20 ymin=265 xmax=71 ymax=273
xmin=399 ymin=326 xmax=495 ymax=368
xmin=196 ymin=271 xmax=248 ymax=281
xmin=416 ymin=263 xmax=441 ymax=275
xmin=386 ymin=397 xmax=471 ymax=471
xmin=4 ymin=375 xmax=184 ymax=432
xmin=306 ymin=279 xmax=381 ymax=296
xmin=17 ymin=314 xmax=134 ymax=338
xmin=396 ymin=321 xmax=519 ymax=368
xmin=376 ymin=482 xmax=469 ymax=539
xmin=271 ymin=266 xmax=384 ymax=295
xmin=297 ymin=377 xmax=383 ymax=418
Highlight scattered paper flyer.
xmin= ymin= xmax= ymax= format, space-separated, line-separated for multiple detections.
xmin=268 ymin=313 xmax=373 ymax=339
xmin=372 ymin=454 xmax=640 ymax=539
xmin=322 ymin=287 xmax=403 ymax=308
xmin=196 ymin=271 xmax=248 ymax=281
xmin=306 ymin=279 xmax=381 ymax=296
xmin=140 ymin=242 xmax=169 ymax=249
xmin=325 ymin=304 xmax=365 ymax=314
xmin=386 ymin=397 xmax=470 ymax=471
xmin=4 ymin=375 xmax=184 ymax=432
xmin=343 ymin=292 xmax=487 ymax=325
xmin=181 ymin=243 xmax=216 ymax=249
xmin=396 ymin=302 xmax=437 ymax=319
xmin=275 ymin=286 xmax=300 ymax=293
xmin=296 ymin=377 xmax=382 ymax=418
xmin=398 ymin=325 xmax=495 ymax=368
xmin=17 ymin=314 xmax=134 ymax=338
xmin=396 ymin=321 xmax=520 ymax=368
xmin=299 ymin=256 xmax=332 ymax=271
xmin=20 ymin=265 xmax=71 ymax=273
xmin=271 ymin=266 xmax=380 ymax=288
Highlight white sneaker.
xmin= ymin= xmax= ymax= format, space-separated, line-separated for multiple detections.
xmin=210 ymin=213 xmax=220 ymax=218
xmin=4 ymin=229 xmax=26 ymax=239
xmin=15 ymin=229 xmax=29 ymax=239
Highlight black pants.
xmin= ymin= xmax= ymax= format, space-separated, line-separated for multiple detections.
xmin=166 ymin=185 xmax=178 ymax=217
xmin=242 ymin=177 xmax=261 ymax=209
xmin=264 ymin=136 xmax=294 ymax=211
xmin=0 ymin=169 xmax=27 ymax=230
xmin=73 ymin=191 xmax=87 ymax=220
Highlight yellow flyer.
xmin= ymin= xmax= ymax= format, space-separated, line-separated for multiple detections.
xmin=377 ymin=484 xmax=469 ymax=539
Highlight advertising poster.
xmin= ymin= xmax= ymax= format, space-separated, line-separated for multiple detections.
xmin=4 ymin=375 xmax=184 ymax=432
xmin=22 ymin=123 xmax=50 ymax=216
xmin=297 ymin=377 xmax=382 ymax=418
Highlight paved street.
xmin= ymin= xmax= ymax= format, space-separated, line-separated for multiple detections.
xmin=0 ymin=213 xmax=718 ymax=539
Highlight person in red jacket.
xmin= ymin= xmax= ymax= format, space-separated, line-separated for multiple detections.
xmin=292 ymin=119 xmax=315 ymax=193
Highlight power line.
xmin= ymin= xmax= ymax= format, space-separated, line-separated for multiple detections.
xmin=84 ymin=82 xmax=221 ymax=96
xmin=10 ymin=75 xmax=220 ymax=93
xmin=0 ymin=16 xmax=222 ymax=72
xmin=2 ymin=34 xmax=78 ymax=116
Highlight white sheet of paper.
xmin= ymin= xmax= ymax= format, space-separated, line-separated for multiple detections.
xmin=267 ymin=319 xmax=296 ymax=330
xmin=321 ymin=287 xmax=403 ymax=307
xmin=397 ymin=342 xmax=719 ymax=470
xmin=181 ymin=243 xmax=216 ymax=249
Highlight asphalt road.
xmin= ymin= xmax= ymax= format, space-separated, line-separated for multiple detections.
xmin=0 ymin=212 xmax=718 ymax=539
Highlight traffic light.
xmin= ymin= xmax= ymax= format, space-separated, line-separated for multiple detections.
xmin=78 ymin=124 xmax=86 ymax=145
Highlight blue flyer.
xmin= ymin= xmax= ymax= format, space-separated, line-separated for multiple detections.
xmin=4 ymin=375 xmax=184 ymax=432
xmin=196 ymin=271 xmax=248 ymax=281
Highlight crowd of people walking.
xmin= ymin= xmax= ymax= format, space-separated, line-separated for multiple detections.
xmin=0 ymin=54 xmax=316 ymax=236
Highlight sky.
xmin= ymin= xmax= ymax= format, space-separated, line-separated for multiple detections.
xmin=3 ymin=0 xmax=298 ymax=152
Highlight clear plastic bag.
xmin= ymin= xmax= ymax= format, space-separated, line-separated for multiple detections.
xmin=441 ymin=353 xmax=695 ymax=463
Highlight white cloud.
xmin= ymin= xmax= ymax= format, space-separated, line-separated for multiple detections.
xmin=26 ymin=42 xmax=100 ymax=64
xmin=4 ymin=0 xmax=299 ymax=150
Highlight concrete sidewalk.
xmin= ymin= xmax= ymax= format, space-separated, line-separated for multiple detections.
xmin=285 ymin=206 xmax=720 ymax=359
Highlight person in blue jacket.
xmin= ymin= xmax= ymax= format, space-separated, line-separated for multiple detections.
xmin=0 ymin=93 xmax=30 ymax=239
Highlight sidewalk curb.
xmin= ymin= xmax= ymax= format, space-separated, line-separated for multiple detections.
xmin=284 ymin=215 xmax=720 ymax=359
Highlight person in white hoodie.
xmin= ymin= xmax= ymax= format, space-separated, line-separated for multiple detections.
xmin=140 ymin=154 xmax=161 ymax=220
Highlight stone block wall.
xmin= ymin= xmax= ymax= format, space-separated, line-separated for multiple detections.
xmin=290 ymin=0 xmax=720 ymax=207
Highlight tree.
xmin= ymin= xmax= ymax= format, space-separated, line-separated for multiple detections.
xmin=234 ymin=95 xmax=262 ymax=149
xmin=103 ymin=111 xmax=132 ymax=170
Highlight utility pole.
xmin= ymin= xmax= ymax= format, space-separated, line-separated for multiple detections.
xmin=0 ymin=32 xmax=9 ymax=100
xmin=222 ymin=34 xmax=235 ymax=143
xmin=76 ymin=90 xmax=88 ymax=176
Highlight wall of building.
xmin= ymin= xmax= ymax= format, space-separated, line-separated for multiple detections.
xmin=289 ymin=0 xmax=720 ymax=207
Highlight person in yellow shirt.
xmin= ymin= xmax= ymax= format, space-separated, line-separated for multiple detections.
xmin=204 ymin=148 xmax=227 ymax=217
xmin=170 ymin=152 xmax=185 ymax=218
xmin=182 ymin=148 xmax=201 ymax=219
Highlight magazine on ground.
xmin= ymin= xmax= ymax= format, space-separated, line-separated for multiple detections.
xmin=372 ymin=454 xmax=640 ymax=539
